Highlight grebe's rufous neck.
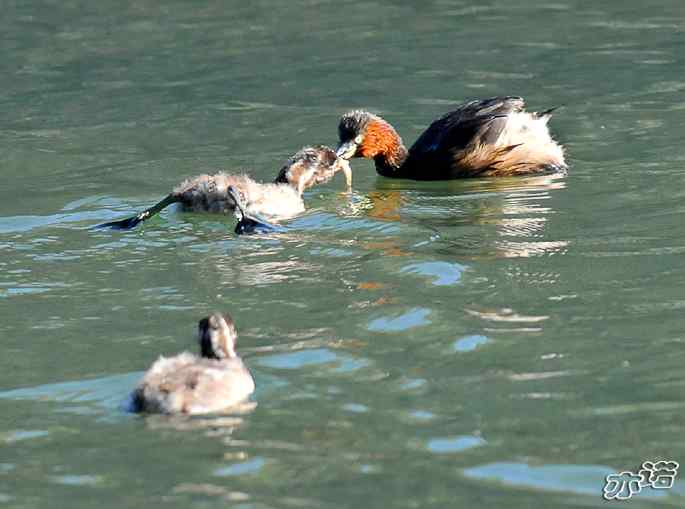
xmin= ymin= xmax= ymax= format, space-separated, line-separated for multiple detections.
xmin=336 ymin=96 xmax=566 ymax=180
xmin=132 ymin=312 xmax=255 ymax=415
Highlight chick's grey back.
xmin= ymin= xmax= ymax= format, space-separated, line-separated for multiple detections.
xmin=173 ymin=173 xmax=304 ymax=218
xmin=172 ymin=174 xmax=256 ymax=214
xmin=133 ymin=352 xmax=255 ymax=415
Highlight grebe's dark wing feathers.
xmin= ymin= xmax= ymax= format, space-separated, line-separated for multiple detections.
xmin=409 ymin=96 xmax=524 ymax=156
xmin=399 ymin=97 xmax=525 ymax=179
xmin=461 ymin=96 xmax=524 ymax=116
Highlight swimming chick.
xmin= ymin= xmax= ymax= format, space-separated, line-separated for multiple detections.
xmin=132 ymin=312 xmax=254 ymax=415
xmin=98 ymin=145 xmax=351 ymax=230
xmin=336 ymin=96 xmax=566 ymax=180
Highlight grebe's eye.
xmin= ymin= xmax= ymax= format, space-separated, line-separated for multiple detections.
xmin=354 ymin=135 xmax=363 ymax=144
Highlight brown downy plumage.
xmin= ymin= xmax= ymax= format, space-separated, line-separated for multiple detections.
xmin=132 ymin=312 xmax=254 ymax=415
xmin=98 ymin=146 xmax=351 ymax=230
xmin=336 ymin=96 xmax=566 ymax=180
xmin=274 ymin=145 xmax=352 ymax=194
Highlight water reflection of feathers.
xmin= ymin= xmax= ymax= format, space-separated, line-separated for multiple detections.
xmin=344 ymin=174 xmax=568 ymax=259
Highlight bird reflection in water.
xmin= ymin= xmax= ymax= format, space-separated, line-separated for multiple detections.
xmin=141 ymin=401 xmax=257 ymax=433
xmin=344 ymin=173 xmax=568 ymax=259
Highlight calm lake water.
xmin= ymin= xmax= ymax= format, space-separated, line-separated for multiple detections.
xmin=1 ymin=0 xmax=684 ymax=507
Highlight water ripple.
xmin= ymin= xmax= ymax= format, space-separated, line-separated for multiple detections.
xmin=400 ymin=261 xmax=465 ymax=286
xmin=214 ymin=457 xmax=265 ymax=477
xmin=453 ymin=335 xmax=489 ymax=352
xmin=367 ymin=308 xmax=432 ymax=332
xmin=427 ymin=435 xmax=486 ymax=454
xmin=464 ymin=462 xmax=615 ymax=496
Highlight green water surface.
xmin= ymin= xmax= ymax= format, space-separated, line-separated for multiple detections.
xmin=1 ymin=0 xmax=684 ymax=507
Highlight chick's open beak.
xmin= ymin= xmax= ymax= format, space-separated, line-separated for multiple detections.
xmin=336 ymin=140 xmax=358 ymax=160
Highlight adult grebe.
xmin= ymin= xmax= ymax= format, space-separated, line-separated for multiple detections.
xmin=336 ymin=96 xmax=565 ymax=180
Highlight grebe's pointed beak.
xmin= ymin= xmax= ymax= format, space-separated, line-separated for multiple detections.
xmin=336 ymin=140 xmax=358 ymax=160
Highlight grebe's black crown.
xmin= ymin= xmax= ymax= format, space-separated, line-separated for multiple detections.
xmin=338 ymin=110 xmax=374 ymax=141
